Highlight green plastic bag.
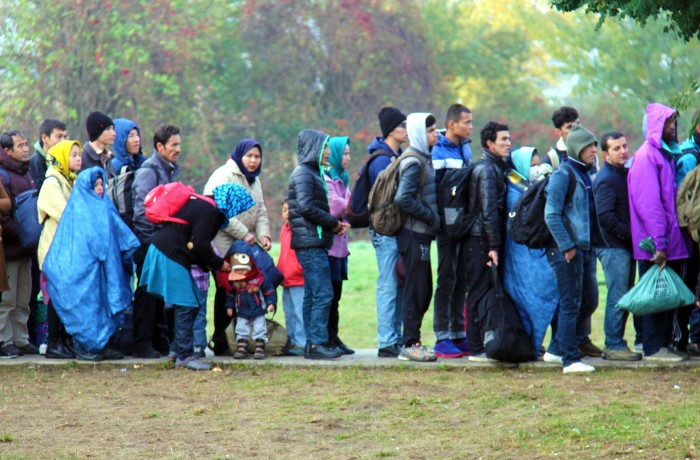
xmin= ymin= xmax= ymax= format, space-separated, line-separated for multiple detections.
xmin=618 ymin=265 xmax=695 ymax=315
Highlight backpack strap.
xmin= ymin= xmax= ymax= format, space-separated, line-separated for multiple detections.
xmin=399 ymin=152 xmax=428 ymax=187
xmin=547 ymin=149 xmax=560 ymax=170
xmin=559 ymin=163 xmax=577 ymax=203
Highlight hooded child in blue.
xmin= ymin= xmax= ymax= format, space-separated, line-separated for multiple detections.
xmin=111 ymin=118 xmax=145 ymax=173
xmin=43 ymin=166 xmax=140 ymax=353
xmin=502 ymin=147 xmax=559 ymax=353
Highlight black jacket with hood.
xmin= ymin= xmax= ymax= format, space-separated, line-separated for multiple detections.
xmin=287 ymin=129 xmax=339 ymax=250
xmin=466 ymin=150 xmax=508 ymax=250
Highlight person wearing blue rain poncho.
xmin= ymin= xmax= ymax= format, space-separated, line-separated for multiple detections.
xmin=502 ymin=147 xmax=558 ymax=356
xmin=43 ymin=166 xmax=140 ymax=359
xmin=139 ymin=182 xmax=255 ymax=371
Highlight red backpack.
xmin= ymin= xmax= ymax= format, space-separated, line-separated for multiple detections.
xmin=144 ymin=182 xmax=215 ymax=225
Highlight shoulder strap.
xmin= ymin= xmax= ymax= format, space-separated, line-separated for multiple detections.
xmin=400 ymin=152 xmax=427 ymax=185
xmin=560 ymin=163 xmax=577 ymax=202
xmin=547 ymin=149 xmax=560 ymax=169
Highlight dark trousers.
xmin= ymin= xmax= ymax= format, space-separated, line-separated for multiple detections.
xmin=463 ymin=237 xmax=492 ymax=354
xmin=328 ymin=280 xmax=343 ymax=340
xmin=28 ymin=254 xmax=40 ymax=345
xmin=638 ymin=259 xmax=685 ymax=355
xmin=211 ymin=285 xmax=235 ymax=353
xmin=47 ymin=300 xmax=70 ymax=346
xmin=397 ymin=232 xmax=433 ymax=347
xmin=173 ymin=305 xmax=198 ymax=360
xmin=133 ymin=245 xmax=169 ymax=354
xmin=433 ymin=235 xmax=468 ymax=341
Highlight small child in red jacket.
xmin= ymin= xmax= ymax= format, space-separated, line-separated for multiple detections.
xmin=276 ymin=201 xmax=306 ymax=355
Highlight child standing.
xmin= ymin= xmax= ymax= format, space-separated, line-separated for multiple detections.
xmin=226 ymin=252 xmax=277 ymax=359
xmin=276 ymin=201 xmax=306 ymax=355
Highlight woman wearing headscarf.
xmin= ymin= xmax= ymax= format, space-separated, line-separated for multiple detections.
xmin=502 ymin=147 xmax=558 ymax=358
xmin=43 ymin=166 xmax=140 ymax=360
xmin=324 ymin=136 xmax=354 ymax=355
xmin=203 ymin=138 xmax=271 ymax=355
xmin=139 ymin=183 xmax=254 ymax=370
xmin=37 ymin=140 xmax=82 ymax=359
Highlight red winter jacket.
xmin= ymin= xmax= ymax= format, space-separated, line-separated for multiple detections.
xmin=277 ymin=223 xmax=304 ymax=287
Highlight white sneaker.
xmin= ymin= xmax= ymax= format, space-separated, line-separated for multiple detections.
xmin=469 ymin=352 xmax=497 ymax=363
xmin=644 ymin=347 xmax=684 ymax=362
xmin=563 ymin=362 xmax=595 ymax=373
xmin=543 ymin=352 xmax=563 ymax=364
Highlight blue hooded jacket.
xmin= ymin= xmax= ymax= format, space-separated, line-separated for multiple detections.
xmin=431 ymin=132 xmax=472 ymax=185
xmin=110 ymin=118 xmax=145 ymax=174
xmin=43 ymin=166 xmax=140 ymax=352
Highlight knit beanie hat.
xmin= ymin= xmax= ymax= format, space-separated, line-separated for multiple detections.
xmin=86 ymin=111 xmax=114 ymax=142
xmin=565 ymin=124 xmax=597 ymax=161
xmin=229 ymin=253 xmax=252 ymax=280
xmin=378 ymin=107 xmax=406 ymax=139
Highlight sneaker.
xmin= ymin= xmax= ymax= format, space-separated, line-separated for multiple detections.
xmin=378 ymin=344 xmax=401 ymax=358
xmin=468 ymin=352 xmax=497 ymax=363
xmin=543 ymin=352 xmax=563 ymax=364
xmin=132 ymin=347 xmax=161 ymax=359
xmin=452 ymin=338 xmax=471 ymax=356
xmin=176 ymin=356 xmax=212 ymax=371
xmin=4 ymin=343 xmax=22 ymax=356
xmin=193 ymin=347 xmax=206 ymax=359
xmin=644 ymin=347 xmax=684 ymax=363
xmin=332 ymin=337 xmax=355 ymax=355
xmin=287 ymin=345 xmax=305 ymax=356
xmin=602 ymin=347 xmax=642 ymax=361
xmin=16 ymin=342 xmax=40 ymax=355
xmin=563 ymin=361 xmax=595 ymax=373
xmin=304 ymin=343 xmax=342 ymax=360
xmin=0 ymin=343 xmax=19 ymax=359
xmin=399 ymin=343 xmax=438 ymax=362
xmin=578 ymin=341 xmax=603 ymax=357
xmin=433 ymin=339 xmax=464 ymax=358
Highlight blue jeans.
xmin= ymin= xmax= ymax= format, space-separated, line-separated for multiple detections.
xmin=371 ymin=230 xmax=403 ymax=349
xmin=173 ymin=305 xmax=198 ymax=360
xmin=596 ymin=247 xmax=635 ymax=350
xmin=283 ymin=286 xmax=306 ymax=347
xmin=193 ymin=290 xmax=208 ymax=350
xmin=547 ymin=248 xmax=598 ymax=366
xmin=296 ymin=247 xmax=333 ymax=346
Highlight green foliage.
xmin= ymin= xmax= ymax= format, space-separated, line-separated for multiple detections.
xmin=551 ymin=0 xmax=700 ymax=42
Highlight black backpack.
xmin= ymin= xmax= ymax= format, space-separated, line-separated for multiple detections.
xmin=437 ymin=164 xmax=476 ymax=240
xmin=507 ymin=163 xmax=575 ymax=249
xmin=106 ymin=165 xmax=137 ymax=229
xmin=346 ymin=151 xmax=392 ymax=228
xmin=478 ymin=266 xmax=535 ymax=363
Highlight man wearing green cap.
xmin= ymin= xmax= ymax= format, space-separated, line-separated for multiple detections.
xmin=543 ymin=124 xmax=605 ymax=373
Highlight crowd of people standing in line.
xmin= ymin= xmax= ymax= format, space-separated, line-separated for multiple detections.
xmin=0 ymin=101 xmax=699 ymax=373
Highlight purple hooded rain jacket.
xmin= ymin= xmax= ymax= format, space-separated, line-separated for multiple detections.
xmin=627 ymin=103 xmax=689 ymax=261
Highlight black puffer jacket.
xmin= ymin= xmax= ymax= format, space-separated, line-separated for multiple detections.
xmin=287 ymin=129 xmax=339 ymax=250
xmin=466 ymin=150 xmax=508 ymax=250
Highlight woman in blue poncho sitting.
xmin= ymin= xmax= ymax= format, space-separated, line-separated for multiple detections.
xmin=43 ymin=166 xmax=141 ymax=360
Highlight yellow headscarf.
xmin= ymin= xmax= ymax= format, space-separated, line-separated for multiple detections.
xmin=47 ymin=140 xmax=82 ymax=185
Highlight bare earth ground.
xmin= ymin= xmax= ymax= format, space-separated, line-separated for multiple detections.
xmin=1 ymin=363 xmax=700 ymax=459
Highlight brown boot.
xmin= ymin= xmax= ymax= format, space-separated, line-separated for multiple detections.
xmin=253 ymin=339 xmax=266 ymax=360
xmin=234 ymin=339 xmax=249 ymax=359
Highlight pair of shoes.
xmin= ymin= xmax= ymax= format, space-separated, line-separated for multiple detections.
xmin=452 ymin=338 xmax=471 ymax=356
xmin=193 ymin=347 xmax=206 ymax=359
xmin=176 ymin=355 xmax=212 ymax=371
xmin=578 ymin=342 xmax=603 ymax=357
xmin=602 ymin=347 xmax=642 ymax=361
xmin=45 ymin=341 xmax=76 ymax=359
xmin=101 ymin=347 xmax=125 ymax=360
xmin=0 ymin=343 xmax=19 ymax=359
xmin=253 ymin=340 xmax=266 ymax=360
xmin=398 ymin=343 xmax=438 ymax=362
xmin=378 ymin=344 xmax=400 ymax=358
xmin=132 ymin=347 xmax=161 ymax=359
xmin=563 ymin=361 xmax=595 ymax=373
xmin=688 ymin=342 xmax=700 ymax=357
xmin=304 ymin=343 xmax=342 ymax=360
xmin=16 ymin=343 xmax=40 ymax=355
xmin=644 ymin=347 xmax=685 ymax=362
xmin=234 ymin=339 xmax=249 ymax=359
xmin=543 ymin=352 xmax=563 ymax=364
xmin=287 ymin=345 xmax=305 ymax=356
xmin=468 ymin=352 xmax=498 ymax=363
xmin=433 ymin=339 xmax=464 ymax=358
xmin=332 ymin=337 xmax=355 ymax=355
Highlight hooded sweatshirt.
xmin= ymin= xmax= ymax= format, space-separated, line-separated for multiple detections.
xmin=110 ymin=118 xmax=145 ymax=175
xmin=394 ymin=113 xmax=439 ymax=238
xmin=628 ymin=103 xmax=689 ymax=261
